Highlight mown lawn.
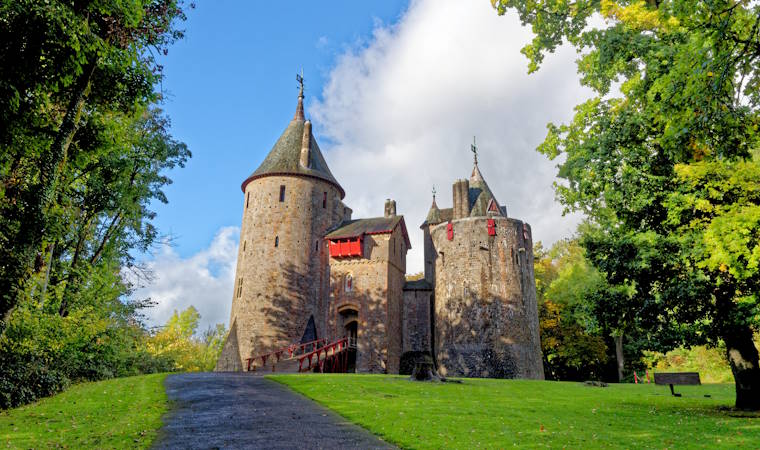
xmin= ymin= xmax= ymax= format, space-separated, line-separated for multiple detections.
xmin=0 ymin=373 xmax=169 ymax=449
xmin=270 ymin=374 xmax=760 ymax=449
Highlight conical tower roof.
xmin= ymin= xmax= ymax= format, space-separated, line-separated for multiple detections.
xmin=241 ymin=92 xmax=345 ymax=198
xmin=425 ymin=196 xmax=442 ymax=225
xmin=468 ymin=162 xmax=502 ymax=217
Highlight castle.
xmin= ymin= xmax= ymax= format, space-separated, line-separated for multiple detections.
xmin=215 ymin=84 xmax=544 ymax=379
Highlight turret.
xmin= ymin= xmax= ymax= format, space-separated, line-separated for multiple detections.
xmin=430 ymin=141 xmax=543 ymax=380
xmin=216 ymin=77 xmax=348 ymax=372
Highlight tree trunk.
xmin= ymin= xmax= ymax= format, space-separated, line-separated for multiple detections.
xmin=0 ymin=58 xmax=96 ymax=327
xmin=614 ymin=333 xmax=625 ymax=382
xmin=724 ymin=327 xmax=760 ymax=410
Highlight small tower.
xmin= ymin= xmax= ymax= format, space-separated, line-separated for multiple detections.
xmin=426 ymin=141 xmax=543 ymax=379
xmin=216 ymin=76 xmax=347 ymax=371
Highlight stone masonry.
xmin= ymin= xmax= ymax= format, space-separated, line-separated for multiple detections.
xmin=216 ymin=85 xmax=543 ymax=379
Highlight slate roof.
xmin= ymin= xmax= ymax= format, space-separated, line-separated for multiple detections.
xmin=325 ymin=216 xmax=411 ymax=248
xmin=468 ymin=164 xmax=501 ymax=217
xmin=421 ymin=207 xmax=453 ymax=227
xmin=420 ymin=161 xmax=504 ymax=225
xmin=425 ymin=198 xmax=441 ymax=224
xmin=241 ymin=96 xmax=344 ymax=198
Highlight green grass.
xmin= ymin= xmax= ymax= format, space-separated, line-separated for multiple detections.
xmin=0 ymin=373 xmax=169 ymax=449
xmin=270 ymin=374 xmax=760 ymax=449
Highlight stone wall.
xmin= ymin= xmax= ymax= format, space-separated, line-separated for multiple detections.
xmin=327 ymin=225 xmax=408 ymax=374
xmin=215 ymin=175 xmax=344 ymax=371
xmin=401 ymin=286 xmax=432 ymax=354
xmin=430 ymin=217 xmax=543 ymax=379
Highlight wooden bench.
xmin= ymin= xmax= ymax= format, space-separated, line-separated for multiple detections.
xmin=653 ymin=372 xmax=701 ymax=397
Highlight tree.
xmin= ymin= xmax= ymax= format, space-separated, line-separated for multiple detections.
xmin=146 ymin=307 xmax=227 ymax=372
xmin=493 ymin=0 xmax=760 ymax=409
xmin=534 ymin=240 xmax=609 ymax=381
xmin=0 ymin=0 xmax=190 ymax=329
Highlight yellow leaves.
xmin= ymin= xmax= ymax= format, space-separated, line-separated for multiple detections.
xmin=719 ymin=263 xmax=728 ymax=272
xmin=694 ymin=198 xmax=714 ymax=213
xmin=600 ymin=0 xmax=680 ymax=32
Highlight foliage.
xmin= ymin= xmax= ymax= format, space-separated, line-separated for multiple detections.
xmin=644 ymin=345 xmax=735 ymax=384
xmin=272 ymin=374 xmax=758 ymax=448
xmin=534 ymin=240 xmax=609 ymax=380
xmin=145 ymin=307 xmax=227 ymax=372
xmin=0 ymin=288 xmax=173 ymax=409
xmin=0 ymin=0 xmax=191 ymax=327
xmin=0 ymin=0 xmax=191 ymax=409
xmin=0 ymin=374 xmax=169 ymax=449
xmin=492 ymin=0 xmax=760 ymax=408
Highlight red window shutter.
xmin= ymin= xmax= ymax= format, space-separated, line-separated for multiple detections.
xmin=349 ymin=238 xmax=362 ymax=256
xmin=487 ymin=219 xmax=496 ymax=236
xmin=447 ymin=223 xmax=454 ymax=241
xmin=339 ymin=240 xmax=350 ymax=256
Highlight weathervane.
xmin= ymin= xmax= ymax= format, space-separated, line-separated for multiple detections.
xmin=296 ymin=68 xmax=305 ymax=97
xmin=432 ymin=185 xmax=437 ymax=200
xmin=471 ymin=136 xmax=478 ymax=165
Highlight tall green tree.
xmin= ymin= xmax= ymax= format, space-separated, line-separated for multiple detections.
xmin=0 ymin=0 xmax=189 ymax=329
xmin=534 ymin=240 xmax=609 ymax=381
xmin=493 ymin=0 xmax=760 ymax=409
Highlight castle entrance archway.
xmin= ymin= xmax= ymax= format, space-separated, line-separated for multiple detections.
xmin=338 ymin=305 xmax=358 ymax=372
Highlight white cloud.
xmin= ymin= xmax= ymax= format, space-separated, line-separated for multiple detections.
xmin=132 ymin=227 xmax=238 ymax=332
xmin=312 ymin=0 xmax=592 ymax=272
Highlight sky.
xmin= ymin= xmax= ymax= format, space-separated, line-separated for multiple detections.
xmin=132 ymin=0 xmax=593 ymax=332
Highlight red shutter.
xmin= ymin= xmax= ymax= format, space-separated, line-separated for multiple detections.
xmin=329 ymin=241 xmax=339 ymax=257
xmin=349 ymin=238 xmax=362 ymax=257
xmin=487 ymin=219 xmax=496 ymax=236
xmin=447 ymin=223 xmax=454 ymax=241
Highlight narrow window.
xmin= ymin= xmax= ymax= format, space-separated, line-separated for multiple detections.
xmin=279 ymin=185 xmax=286 ymax=202
xmin=246 ymin=192 xmax=250 ymax=209
xmin=275 ymin=236 xmax=279 ymax=247
xmin=237 ymin=278 xmax=243 ymax=298
xmin=345 ymin=274 xmax=353 ymax=292
xmin=315 ymin=241 xmax=319 ymax=251
xmin=322 ymin=192 xmax=327 ymax=208
xmin=243 ymin=240 xmax=247 ymax=252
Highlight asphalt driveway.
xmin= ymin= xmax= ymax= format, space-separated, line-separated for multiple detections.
xmin=152 ymin=372 xmax=395 ymax=449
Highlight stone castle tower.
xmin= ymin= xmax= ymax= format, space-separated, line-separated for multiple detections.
xmin=421 ymin=148 xmax=544 ymax=379
xmin=216 ymin=81 xmax=543 ymax=379
xmin=216 ymin=87 xmax=351 ymax=371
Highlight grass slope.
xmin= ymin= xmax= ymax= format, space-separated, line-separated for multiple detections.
xmin=0 ymin=373 xmax=168 ymax=449
xmin=271 ymin=374 xmax=760 ymax=449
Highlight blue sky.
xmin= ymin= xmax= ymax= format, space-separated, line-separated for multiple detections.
xmin=137 ymin=0 xmax=592 ymax=330
xmin=152 ymin=1 xmax=409 ymax=259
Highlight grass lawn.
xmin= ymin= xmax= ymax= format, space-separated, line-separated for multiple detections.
xmin=0 ymin=373 xmax=169 ymax=449
xmin=270 ymin=374 xmax=760 ymax=449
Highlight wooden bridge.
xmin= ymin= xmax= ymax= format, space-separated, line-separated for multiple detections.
xmin=246 ymin=337 xmax=355 ymax=373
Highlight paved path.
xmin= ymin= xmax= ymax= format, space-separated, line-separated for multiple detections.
xmin=152 ymin=372 xmax=395 ymax=450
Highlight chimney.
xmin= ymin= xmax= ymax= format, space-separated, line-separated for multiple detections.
xmin=452 ymin=181 xmax=460 ymax=219
xmin=384 ymin=199 xmax=397 ymax=217
xmin=460 ymin=178 xmax=470 ymax=218
xmin=300 ymin=120 xmax=311 ymax=168
xmin=452 ymin=180 xmax=470 ymax=219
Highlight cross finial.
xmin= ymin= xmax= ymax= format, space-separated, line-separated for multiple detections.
xmin=471 ymin=136 xmax=478 ymax=165
xmin=432 ymin=185 xmax=437 ymax=200
xmin=296 ymin=68 xmax=305 ymax=98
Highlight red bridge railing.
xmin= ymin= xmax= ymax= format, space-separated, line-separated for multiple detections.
xmin=246 ymin=338 xmax=327 ymax=372
xmin=297 ymin=337 xmax=349 ymax=373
